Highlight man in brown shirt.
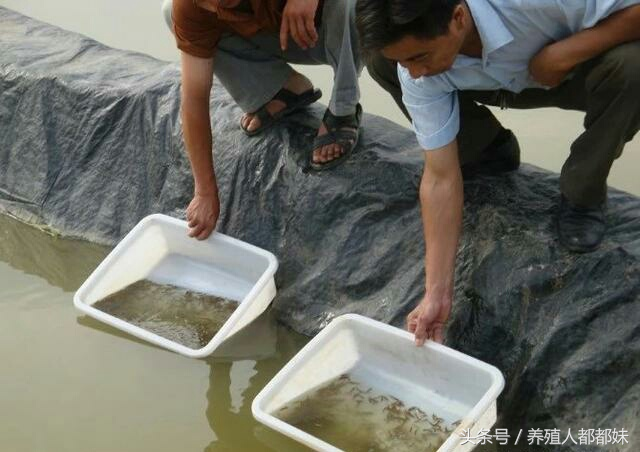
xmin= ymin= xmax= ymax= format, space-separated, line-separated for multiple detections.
xmin=163 ymin=0 xmax=363 ymax=240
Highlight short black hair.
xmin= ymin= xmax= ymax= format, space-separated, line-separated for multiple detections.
xmin=356 ymin=0 xmax=461 ymax=56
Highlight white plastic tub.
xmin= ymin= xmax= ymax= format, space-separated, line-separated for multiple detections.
xmin=252 ymin=314 xmax=505 ymax=452
xmin=73 ymin=214 xmax=278 ymax=358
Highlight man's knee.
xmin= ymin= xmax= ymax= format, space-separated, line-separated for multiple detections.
xmin=328 ymin=0 xmax=356 ymax=24
xmin=589 ymin=41 xmax=640 ymax=98
xmin=322 ymin=0 xmax=358 ymax=46
xmin=161 ymin=0 xmax=173 ymax=31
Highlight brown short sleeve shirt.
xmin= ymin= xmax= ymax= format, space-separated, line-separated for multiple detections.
xmin=172 ymin=0 xmax=284 ymax=59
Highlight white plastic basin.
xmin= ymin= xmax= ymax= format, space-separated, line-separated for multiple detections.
xmin=252 ymin=314 xmax=505 ymax=452
xmin=73 ymin=214 xmax=278 ymax=358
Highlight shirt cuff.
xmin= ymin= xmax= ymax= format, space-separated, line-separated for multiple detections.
xmin=412 ymin=97 xmax=459 ymax=150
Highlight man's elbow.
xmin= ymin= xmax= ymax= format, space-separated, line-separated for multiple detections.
xmin=420 ymin=167 xmax=462 ymax=202
xmin=420 ymin=142 xmax=462 ymax=192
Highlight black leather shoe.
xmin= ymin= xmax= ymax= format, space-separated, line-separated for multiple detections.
xmin=557 ymin=195 xmax=606 ymax=253
xmin=461 ymin=129 xmax=521 ymax=178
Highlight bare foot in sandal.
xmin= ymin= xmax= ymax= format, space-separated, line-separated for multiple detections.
xmin=241 ymin=72 xmax=316 ymax=134
xmin=312 ymin=122 xmax=355 ymax=164
xmin=310 ymin=104 xmax=363 ymax=170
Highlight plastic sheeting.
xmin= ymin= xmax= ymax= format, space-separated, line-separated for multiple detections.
xmin=1 ymin=7 xmax=639 ymax=451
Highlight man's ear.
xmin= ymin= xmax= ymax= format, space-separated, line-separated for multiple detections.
xmin=451 ymin=3 xmax=466 ymax=33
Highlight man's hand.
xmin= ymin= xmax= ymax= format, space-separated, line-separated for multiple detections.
xmin=280 ymin=0 xmax=319 ymax=51
xmin=411 ymin=141 xmax=463 ymax=347
xmin=529 ymin=42 xmax=574 ymax=88
xmin=186 ymin=192 xmax=220 ymax=240
xmin=180 ymin=51 xmax=219 ymax=242
xmin=407 ymin=293 xmax=452 ymax=345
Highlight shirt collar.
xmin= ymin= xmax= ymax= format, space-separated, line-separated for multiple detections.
xmin=465 ymin=0 xmax=514 ymax=65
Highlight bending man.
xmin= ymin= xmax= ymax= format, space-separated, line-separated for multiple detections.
xmin=163 ymin=0 xmax=363 ymax=239
xmin=356 ymin=0 xmax=640 ymax=344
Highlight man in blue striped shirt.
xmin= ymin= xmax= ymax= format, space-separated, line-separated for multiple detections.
xmin=356 ymin=0 xmax=640 ymax=344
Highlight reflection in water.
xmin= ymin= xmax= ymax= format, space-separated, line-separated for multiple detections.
xmin=0 ymin=215 xmax=517 ymax=452
xmin=1 ymin=214 xmax=312 ymax=451
xmin=78 ymin=304 xmax=312 ymax=451
xmin=204 ymin=311 xmax=310 ymax=452
xmin=0 ymin=214 xmax=107 ymax=291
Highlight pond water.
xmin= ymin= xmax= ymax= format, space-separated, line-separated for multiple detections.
xmin=0 ymin=213 xmax=310 ymax=452
xmin=0 ymin=214 xmax=515 ymax=452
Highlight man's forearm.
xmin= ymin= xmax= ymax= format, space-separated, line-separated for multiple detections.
xmin=556 ymin=5 xmax=640 ymax=70
xmin=181 ymin=94 xmax=217 ymax=195
xmin=420 ymin=146 xmax=464 ymax=301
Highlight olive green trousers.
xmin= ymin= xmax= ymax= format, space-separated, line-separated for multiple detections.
xmin=366 ymin=41 xmax=640 ymax=207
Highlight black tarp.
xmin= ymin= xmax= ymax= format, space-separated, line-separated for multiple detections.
xmin=1 ymin=7 xmax=639 ymax=451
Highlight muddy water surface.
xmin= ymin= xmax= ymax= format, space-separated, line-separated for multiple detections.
xmin=0 ymin=214 xmax=309 ymax=452
xmin=0 ymin=214 xmax=511 ymax=452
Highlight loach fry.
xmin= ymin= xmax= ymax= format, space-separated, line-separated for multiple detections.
xmin=274 ymin=373 xmax=460 ymax=452
xmin=93 ymin=280 xmax=237 ymax=348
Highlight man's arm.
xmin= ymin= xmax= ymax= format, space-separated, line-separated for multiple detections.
xmin=180 ymin=51 xmax=220 ymax=240
xmin=530 ymin=4 xmax=640 ymax=87
xmin=407 ymin=139 xmax=463 ymax=345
